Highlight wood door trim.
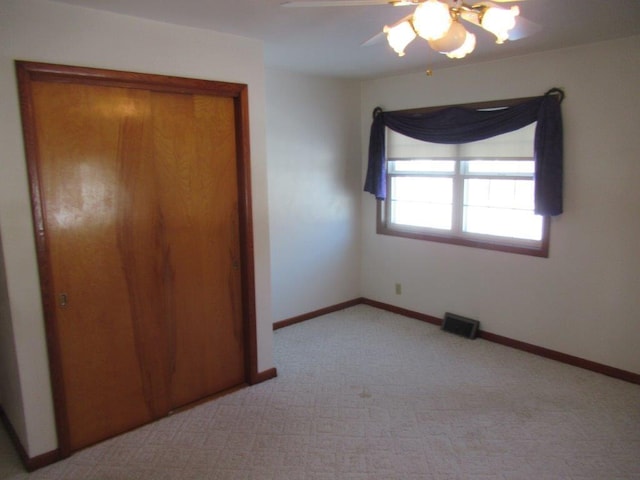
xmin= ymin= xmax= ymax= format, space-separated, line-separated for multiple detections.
xmin=15 ymin=60 xmax=260 ymax=457
xmin=234 ymin=86 xmax=260 ymax=385
xmin=17 ymin=61 xmax=245 ymax=97
xmin=15 ymin=61 xmax=73 ymax=455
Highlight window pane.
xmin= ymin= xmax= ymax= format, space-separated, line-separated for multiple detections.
xmin=513 ymin=181 xmax=535 ymax=210
xmin=390 ymin=160 xmax=455 ymax=173
xmin=465 ymin=179 xmax=534 ymax=210
xmin=391 ymin=177 xmax=452 ymax=202
xmin=463 ymin=206 xmax=543 ymax=240
xmin=391 ymin=201 xmax=452 ymax=230
xmin=464 ymin=178 xmax=541 ymax=240
xmin=465 ymin=160 xmax=535 ymax=175
xmin=390 ymin=177 xmax=452 ymax=230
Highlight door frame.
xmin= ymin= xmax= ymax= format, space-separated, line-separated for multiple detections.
xmin=15 ymin=60 xmax=261 ymax=457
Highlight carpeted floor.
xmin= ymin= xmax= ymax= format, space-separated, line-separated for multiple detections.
xmin=1 ymin=305 xmax=639 ymax=479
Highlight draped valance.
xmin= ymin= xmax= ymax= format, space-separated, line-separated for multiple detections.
xmin=364 ymin=88 xmax=565 ymax=216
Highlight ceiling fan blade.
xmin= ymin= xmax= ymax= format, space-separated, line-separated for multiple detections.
xmin=508 ymin=16 xmax=541 ymax=40
xmin=361 ymin=31 xmax=387 ymax=46
xmin=461 ymin=6 xmax=539 ymax=41
xmin=470 ymin=0 xmax=524 ymax=8
xmin=281 ymin=0 xmax=522 ymax=8
xmin=282 ymin=0 xmax=395 ymax=7
xmin=361 ymin=13 xmax=413 ymax=46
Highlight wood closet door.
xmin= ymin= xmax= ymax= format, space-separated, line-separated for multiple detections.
xmin=151 ymin=91 xmax=245 ymax=409
xmin=30 ymin=80 xmax=245 ymax=452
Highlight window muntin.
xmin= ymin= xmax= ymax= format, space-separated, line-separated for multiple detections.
xmin=380 ymin=124 xmax=549 ymax=257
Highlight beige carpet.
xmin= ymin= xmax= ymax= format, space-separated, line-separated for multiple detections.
xmin=1 ymin=305 xmax=639 ymax=479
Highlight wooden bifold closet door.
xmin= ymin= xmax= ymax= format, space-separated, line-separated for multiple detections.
xmin=16 ymin=62 xmax=256 ymax=454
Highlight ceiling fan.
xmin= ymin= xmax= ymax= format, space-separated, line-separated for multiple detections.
xmin=282 ymin=0 xmax=537 ymax=60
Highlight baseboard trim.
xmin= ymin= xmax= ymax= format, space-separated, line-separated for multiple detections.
xmin=360 ymin=298 xmax=442 ymax=327
xmin=279 ymin=298 xmax=639 ymax=385
xmin=273 ymin=298 xmax=364 ymax=330
xmin=478 ymin=330 xmax=640 ymax=385
xmin=361 ymin=299 xmax=639 ymax=385
xmin=0 ymin=406 xmax=62 ymax=472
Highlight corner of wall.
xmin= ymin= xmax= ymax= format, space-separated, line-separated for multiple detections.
xmin=0 ymin=227 xmax=29 ymax=454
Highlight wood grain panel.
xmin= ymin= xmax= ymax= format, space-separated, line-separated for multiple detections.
xmin=32 ymin=81 xmax=157 ymax=450
xmin=29 ymin=82 xmax=246 ymax=450
xmin=17 ymin=61 xmax=262 ymax=457
xmin=150 ymin=92 xmax=245 ymax=409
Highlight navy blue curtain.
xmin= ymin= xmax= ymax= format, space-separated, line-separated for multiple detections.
xmin=364 ymin=89 xmax=564 ymax=216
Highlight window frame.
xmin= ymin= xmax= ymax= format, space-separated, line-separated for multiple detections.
xmin=376 ymin=98 xmax=550 ymax=258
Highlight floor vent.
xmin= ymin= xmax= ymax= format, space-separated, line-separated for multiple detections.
xmin=442 ymin=313 xmax=480 ymax=339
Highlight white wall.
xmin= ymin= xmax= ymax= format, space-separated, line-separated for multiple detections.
xmin=0 ymin=0 xmax=274 ymax=457
xmin=0 ymin=230 xmax=27 ymax=443
xmin=266 ymin=69 xmax=362 ymax=321
xmin=361 ymin=35 xmax=640 ymax=375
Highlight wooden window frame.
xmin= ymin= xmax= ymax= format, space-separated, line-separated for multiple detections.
xmin=376 ymin=98 xmax=550 ymax=258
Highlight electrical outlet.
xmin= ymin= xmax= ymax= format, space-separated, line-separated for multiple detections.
xmin=395 ymin=283 xmax=402 ymax=295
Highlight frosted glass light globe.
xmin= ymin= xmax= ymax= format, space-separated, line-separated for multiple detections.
xmin=481 ymin=6 xmax=519 ymax=44
xmin=446 ymin=31 xmax=476 ymax=59
xmin=428 ymin=21 xmax=467 ymax=53
xmin=412 ymin=0 xmax=452 ymax=41
xmin=384 ymin=20 xmax=417 ymax=57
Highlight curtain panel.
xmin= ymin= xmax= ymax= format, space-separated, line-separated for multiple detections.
xmin=364 ymin=88 xmax=565 ymax=216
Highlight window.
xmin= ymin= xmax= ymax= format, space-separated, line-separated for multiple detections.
xmin=378 ymin=123 xmax=550 ymax=257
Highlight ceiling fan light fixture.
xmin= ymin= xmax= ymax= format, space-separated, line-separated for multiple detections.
xmin=445 ymin=30 xmax=476 ymax=58
xmin=283 ymin=0 xmax=532 ymax=63
xmin=412 ymin=0 xmax=452 ymax=41
xmin=428 ymin=20 xmax=467 ymax=54
xmin=481 ymin=5 xmax=520 ymax=44
xmin=384 ymin=20 xmax=417 ymax=56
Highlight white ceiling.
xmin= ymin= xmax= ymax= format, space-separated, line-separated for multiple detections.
xmin=49 ymin=0 xmax=640 ymax=78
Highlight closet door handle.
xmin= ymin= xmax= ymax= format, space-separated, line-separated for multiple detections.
xmin=59 ymin=293 xmax=68 ymax=307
